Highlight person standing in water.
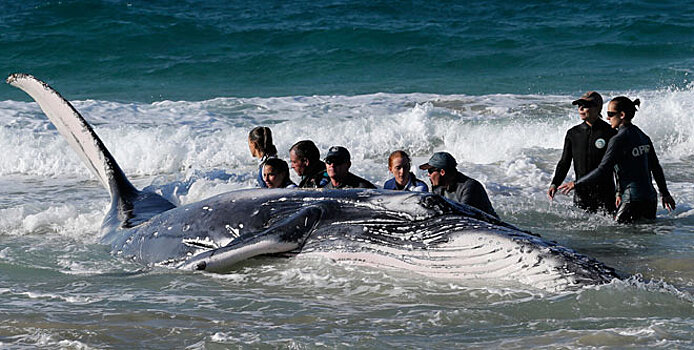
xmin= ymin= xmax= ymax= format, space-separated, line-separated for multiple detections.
xmin=548 ymin=91 xmax=618 ymax=213
xmin=383 ymin=150 xmax=428 ymax=192
xmin=559 ymin=97 xmax=676 ymax=223
xmin=248 ymin=126 xmax=278 ymax=188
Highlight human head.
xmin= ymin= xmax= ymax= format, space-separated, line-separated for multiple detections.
xmin=606 ymin=96 xmax=641 ymax=129
xmin=419 ymin=152 xmax=457 ymax=187
xmin=325 ymin=146 xmax=351 ymax=182
xmin=248 ymin=126 xmax=277 ymax=159
xmin=572 ymin=91 xmax=603 ymax=122
xmin=388 ymin=150 xmax=412 ymax=187
xmin=262 ymin=158 xmax=290 ymax=188
xmin=289 ymin=140 xmax=321 ymax=176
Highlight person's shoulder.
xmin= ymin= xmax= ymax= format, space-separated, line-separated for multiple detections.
xmin=633 ymin=125 xmax=653 ymax=143
xmin=383 ymin=177 xmax=397 ymax=190
xmin=613 ymin=127 xmax=630 ymax=141
xmin=567 ymin=123 xmax=587 ymax=134
xmin=597 ymin=118 xmax=615 ymax=129
xmin=350 ymin=173 xmax=376 ymax=189
xmin=458 ymin=173 xmax=483 ymax=190
xmin=463 ymin=175 xmax=483 ymax=187
xmin=631 ymin=124 xmax=648 ymax=136
xmin=413 ymin=178 xmax=429 ymax=192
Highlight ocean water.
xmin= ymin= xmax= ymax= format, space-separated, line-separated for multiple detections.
xmin=2 ymin=0 xmax=694 ymax=348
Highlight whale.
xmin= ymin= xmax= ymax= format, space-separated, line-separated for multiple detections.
xmin=7 ymin=73 xmax=620 ymax=291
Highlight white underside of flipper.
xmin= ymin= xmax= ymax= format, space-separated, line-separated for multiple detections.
xmin=7 ymin=74 xmax=116 ymax=194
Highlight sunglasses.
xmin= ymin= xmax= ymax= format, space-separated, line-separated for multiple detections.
xmin=427 ymin=168 xmax=440 ymax=174
xmin=577 ymin=102 xmax=594 ymax=109
xmin=325 ymin=159 xmax=345 ymax=165
xmin=606 ymin=111 xmax=619 ymax=118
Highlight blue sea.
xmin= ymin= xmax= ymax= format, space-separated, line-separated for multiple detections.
xmin=2 ymin=0 xmax=694 ymax=348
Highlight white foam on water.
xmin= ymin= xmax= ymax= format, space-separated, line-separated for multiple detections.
xmin=0 ymin=204 xmax=102 ymax=239
xmin=2 ymin=86 xmax=692 ymax=181
xmin=1 ymin=85 xmax=693 ymax=249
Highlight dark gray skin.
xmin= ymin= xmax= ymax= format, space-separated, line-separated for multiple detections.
xmin=101 ymin=186 xmax=620 ymax=289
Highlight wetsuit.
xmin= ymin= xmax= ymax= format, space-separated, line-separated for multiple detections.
xmin=323 ymin=172 xmax=377 ymax=189
xmin=433 ymin=171 xmax=499 ymax=218
xmin=383 ymin=173 xmax=428 ymax=192
xmin=298 ymin=161 xmax=330 ymax=188
xmin=551 ymin=119 xmax=617 ymax=212
xmin=575 ymin=124 xmax=670 ymax=223
xmin=256 ymin=154 xmax=277 ymax=188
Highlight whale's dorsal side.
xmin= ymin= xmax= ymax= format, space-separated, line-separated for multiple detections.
xmin=7 ymin=73 xmax=175 ymax=230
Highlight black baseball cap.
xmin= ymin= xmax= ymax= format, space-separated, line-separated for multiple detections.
xmin=325 ymin=146 xmax=350 ymax=164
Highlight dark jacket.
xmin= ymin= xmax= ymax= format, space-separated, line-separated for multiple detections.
xmin=576 ymin=124 xmax=670 ymax=203
xmin=323 ymin=172 xmax=377 ymax=189
xmin=433 ymin=171 xmax=498 ymax=218
xmin=551 ymin=119 xmax=617 ymax=211
xmin=298 ymin=161 xmax=330 ymax=188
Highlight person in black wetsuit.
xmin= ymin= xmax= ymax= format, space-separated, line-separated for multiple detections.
xmin=323 ymin=146 xmax=377 ymax=189
xmin=419 ymin=151 xmax=499 ymax=219
xmin=548 ymin=91 xmax=617 ymax=213
xmin=560 ymin=96 xmax=676 ymax=223
xmin=289 ymin=140 xmax=330 ymax=188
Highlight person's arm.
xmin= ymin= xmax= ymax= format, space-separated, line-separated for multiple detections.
xmin=561 ymin=135 xmax=620 ymax=194
xmin=257 ymin=165 xmax=267 ymax=188
xmin=614 ymin=170 xmax=622 ymax=208
xmin=647 ymin=139 xmax=676 ymax=211
xmin=548 ymin=133 xmax=573 ymax=199
xmin=459 ymin=181 xmax=485 ymax=207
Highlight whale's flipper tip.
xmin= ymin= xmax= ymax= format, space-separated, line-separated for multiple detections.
xmin=7 ymin=73 xmax=35 ymax=86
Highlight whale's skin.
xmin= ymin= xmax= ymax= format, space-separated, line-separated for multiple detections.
xmin=108 ymin=188 xmax=618 ymax=291
xmin=7 ymin=73 xmax=620 ymax=291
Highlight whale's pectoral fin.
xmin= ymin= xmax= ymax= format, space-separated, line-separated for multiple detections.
xmin=7 ymin=73 xmax=176 ymax=231
xmin=179 ymin=206 xmax=323 ymax=272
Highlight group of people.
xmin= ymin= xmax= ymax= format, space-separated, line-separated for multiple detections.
xmin=247 ymin=92 xmax=677 ymax=224
xmin=547 ymin=92 xmax=676 ymax=223
xmin=247 ymin=127 xmax=499 ymax=218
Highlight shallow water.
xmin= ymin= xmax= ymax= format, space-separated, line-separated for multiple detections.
xmin=2 ymin=0 xmax=694 ymax=348
xmin=2 ymin=90 xmax=694 ymax=348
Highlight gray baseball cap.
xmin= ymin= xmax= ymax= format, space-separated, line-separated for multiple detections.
xmin=419 ymin=152 xmax=457 ymax=171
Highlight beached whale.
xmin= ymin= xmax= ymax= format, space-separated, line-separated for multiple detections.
xmin=7 ymin=73 xmax=620 ymax=291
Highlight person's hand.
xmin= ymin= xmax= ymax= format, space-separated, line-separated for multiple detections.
xmin=615 ymin=195 xmax=621 ymax=208
xmin=558 ymin=181 xmax=575 ymax=195
xmin=547 ymin=185 xmax=557 ymax=200
xmin=662 ymin=194 xmax=676 ymax=212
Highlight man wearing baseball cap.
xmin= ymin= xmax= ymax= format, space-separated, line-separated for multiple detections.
xmin=547 ymin=91 xmax=617 ymax=214
xmin=419 ymin=152 xmax=498 ymax=218
xmin=323 ymin=146 xmax=377 ymax=189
